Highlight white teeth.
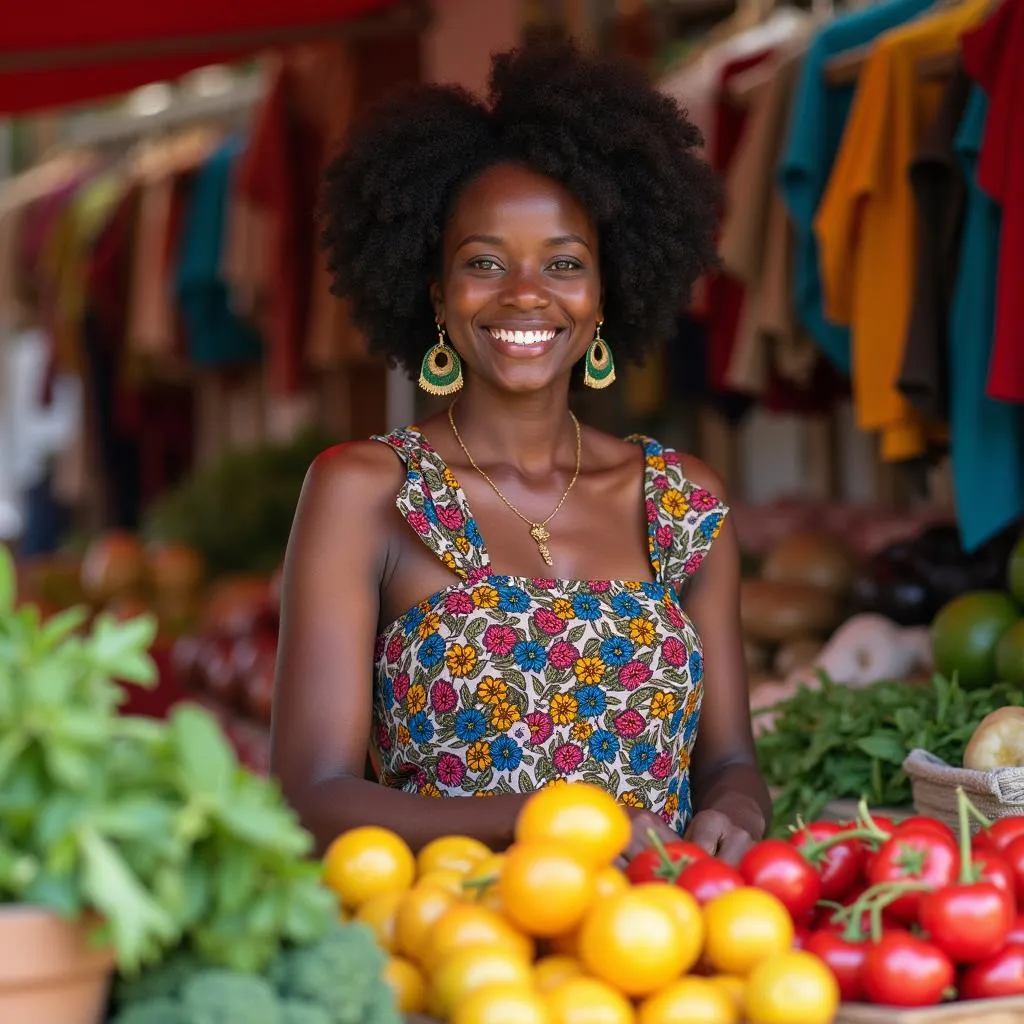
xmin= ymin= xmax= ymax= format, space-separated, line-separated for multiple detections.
xmin=489 ymin=328 xmax=558 ymax=346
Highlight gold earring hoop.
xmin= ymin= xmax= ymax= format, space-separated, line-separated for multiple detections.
xmin=584 ymin=320 xmax=616 ymax=389
xmin=418 ymin=321 xmax=464 ymax=396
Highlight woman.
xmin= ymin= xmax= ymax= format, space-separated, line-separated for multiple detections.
xmin=272 ymin=41 xmax=771 ymax=865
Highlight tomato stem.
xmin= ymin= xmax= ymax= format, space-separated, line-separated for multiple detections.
xmin=835 ymin=880 xmax=935 ymax=942
xmin=957 ymin=786 xmax=975 ymax=886
xmin=644 ymin=826 xmax=685 ymax=882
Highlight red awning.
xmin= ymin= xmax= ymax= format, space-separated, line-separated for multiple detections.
xmin=0 ymin=0 xmax=410 ymax=115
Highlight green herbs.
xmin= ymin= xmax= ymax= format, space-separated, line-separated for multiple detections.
xmin=0 ymin=546 xmax=335 ymax=973
xmin=756 ymin=673 xmax=1024 ymax=832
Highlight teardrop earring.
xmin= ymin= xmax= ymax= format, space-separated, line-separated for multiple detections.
xmin=584 ymin=320 xmax=616 ymax=389
xmin=418 ymin=322 xmax=464 ymax=396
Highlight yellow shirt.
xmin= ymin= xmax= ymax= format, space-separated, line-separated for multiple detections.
xmin=813 ymin=0 xmax=989 ymax=461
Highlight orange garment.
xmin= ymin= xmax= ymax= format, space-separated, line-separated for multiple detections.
xmin=813 ymin=0 xmax=989 ymax=461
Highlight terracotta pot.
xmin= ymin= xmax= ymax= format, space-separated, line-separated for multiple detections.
xmin=0 ymin=906 xmax=115 ymax=1024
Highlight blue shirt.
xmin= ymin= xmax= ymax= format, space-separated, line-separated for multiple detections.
xmin=778 ymin=0 xmax=936 ymax=372
xmin=949 ymin=88 xmax=1024 ymax=552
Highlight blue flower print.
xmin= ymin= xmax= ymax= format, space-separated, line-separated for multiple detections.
xmin=572 ymin=593 xmax=602 ymax=620
xmin=574 ymin=685 xmax=606 ymax=718
xmin=465 ymin=518 xmax=483 ymax=547
xmin=611 ymin=592 xmax=642 ymax=618
xmin=498 ymin=586 xmax=531 ymax=613
xmin=667 ymin=776 xmax=680 ymax=797
xmin=640 ymin=582 xmax=664 ymax=600
xmin=490 ymin=575 xmax=511 ymax=587
xmin=600 ymin=635 xmax=636 ymax=667
xmin=700 ymin=513 xmax=722 ymax=542
xmin=668 ymin=706 xmax=684 ymax=738
xmin=417 ymin=633 xmax=445 ymax=667
xmin=491 ymin=735 xmax=523 ymax=772
xmin=589 ymin=729 xmax=620 ymax=763
xmin=455 ymin=708 xmax=487 ymax=743
xmin=689 ymin=648 xmax=704 ymax=682
xmin=403 ymin=606 xmax=425 ymax=636
xmin=682 ymin=713 xmax=699 ymax=746
xmin=513 ymin=640 xmax=547 ymax=672
xmin=423 ymin=498 xmax=439 ymax=525
xmin=382 ymin=677 xmax=395 ymax=710
xmin=629 ymin=742 xmax=657 ymax=774
xmin=407 ymin=470 xmax=422 ymax=483
xmin=409 ymin=712 xmax=434 ymax=744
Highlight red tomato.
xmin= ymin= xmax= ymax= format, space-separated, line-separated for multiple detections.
xmin=862 ymin=931 xmax=954 ymax=1007
xmin=960 ymin=943 xmax=1024 ymax=1000
xmin=918 ymin=883 xmax=1014 ymax=964
xmin=740 ymin=839 xmax=822 ymax=922
xmin=625 ymin=840 xmax=708 ymax=884
xmin=1000 ymin=835 xmax=1024 ymax=909
xmin=790 ymin=822 xmax=866 ymax=903
xmin=983 ymin=818 xmax=1024 ymax=853
xmin=867 ymin=831 xmax=960 ymax=923
xmin=1008 ymin=915 xmax=1024 ymax=944
xmin=973 ymin=849 xmax=1018 ymax=905
xmin=674 ymin=857 xmax=743 ymax=906
xmin=805 ymin=930 xmax=869 ymax=1002
xmin=894 ymin=817 xmax=955 ymax=843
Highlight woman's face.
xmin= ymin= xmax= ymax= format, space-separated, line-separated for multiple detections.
xmin=432 ymin=162 xmax=602 ymax=394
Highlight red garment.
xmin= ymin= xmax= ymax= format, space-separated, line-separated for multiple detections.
xmin=962 ymin=0 xmax=1024 ymax=403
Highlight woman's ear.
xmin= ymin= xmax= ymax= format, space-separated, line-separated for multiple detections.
xmin=429 ymin=281 xmax=444 ymax=324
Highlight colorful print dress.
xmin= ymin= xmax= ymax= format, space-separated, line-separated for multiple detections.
xmin=370 ymin=427 xmax=728 ymax=834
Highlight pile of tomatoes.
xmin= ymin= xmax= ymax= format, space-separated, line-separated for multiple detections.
xmin=322 ymin=783 xmax=838 ymax=1024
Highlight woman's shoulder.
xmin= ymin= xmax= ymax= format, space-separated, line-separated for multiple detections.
xmin=299 ymin=439 xmax=409 ymax=522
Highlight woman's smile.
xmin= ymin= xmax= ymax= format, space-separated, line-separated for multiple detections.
xmin=480 ymin=323 xmax=569 ymax=358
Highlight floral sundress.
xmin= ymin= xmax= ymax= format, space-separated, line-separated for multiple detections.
xmin=370 ymin=426 xmax=728 ymax=833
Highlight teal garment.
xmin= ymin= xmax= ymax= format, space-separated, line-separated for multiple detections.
xmin=175 ymin=137 xmax=263 ymax=367
xmin=950 ymin=89 xmax=1024 ymax=552
xmin=778 ymin=0 xmax=936 ymax=373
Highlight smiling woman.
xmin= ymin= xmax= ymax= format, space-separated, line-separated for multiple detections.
xmin=270 ymin=40 xmax=771 ymax=866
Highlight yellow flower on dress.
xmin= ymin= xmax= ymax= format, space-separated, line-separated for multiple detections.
xmin=467 ymin=740 xmax=492 ymax=772
xmin=666 ymin=794 xmax=679 ymax=816
xmin=472 ymin=585 xmax=500 ymax=609
xmin=620 ymin=790 xmax=645 ymax=809
xmin=421 ymin=783 xmax=442 ymax=798
xmin=573 ymin=656 xmax=606 ymax=685
xmin=442 ymin=551 xmax=458 ymax=572
xmin=624 ymin=580 xmax=643 ymax=591
xmin=476 ymin=676 xmax=507 ymax=705
xmin=443 ymin=467 xmax=460 ymax=489
xmin=543 ymin=778 xmax=568 ymax=789
xmin=711 ymin=518 xmax=724 ymax=540
xmin=628 ymin=617 xmax=656 ymax=646
xmin=550 ymin=693 xmax=579 ymax=726
xmin=571 ymin=721 xmax=594 ymax=743
xmin=650 ymin=691 xmax=677 ymax=720
xmin=677 ymin=748 xmax=691 ymax=773
xmin=661 ymin=488 xmax=689 ymax=517
xmin=455 ymin=535 xmax=471 ymax=554
xmin=397 ymin=726 xmax=412 ymax=746
xmin=490 ymin=701 xmax=521 ymax=731
xmin=646 ymin=455 xmax=666 ymax=472
xmin=446 ymin=643 xmax=478 ymax=678
xmin=474 ymin=790 xmax=496 ymax=798
xmin=417 ymin=613 xmax=441 ymax=639
xmin=685 ymin=689 xmax=700 ymax=716
xmin=552 ymin=597 xmax=576 ymax=620
xmin=406 ymin=684 xmax=427 ymax=716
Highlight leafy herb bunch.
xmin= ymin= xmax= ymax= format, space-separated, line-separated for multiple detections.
xmin=0 ymin=546 xmax=335 ymax=974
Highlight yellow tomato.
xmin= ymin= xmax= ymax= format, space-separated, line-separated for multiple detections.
xmin=744 ymin=951 xmax=840 ymax=1024
xmin=423 ymin=903 xmax=534 ymax=974
xmin=702 ymin=888 xmax=794 ymax=976
xmin=546 ymin=927 xmax=580 ymax=958
xmin=708 ymin=975 xmax=746 ymax=1013
xmin=394 ymin=884 xmax=457 ymax=963
xmin=431 ymin=945 xmax=534 ymax=1020
xmin=516 ymin=782 xmax=632 ymax=868
xmin=578 ymin=889 xmax=689 ymax=998
xmin=383 ymin=956 xmax=426 ymax=1014
xmin=417 ymin=835 xmax=492 ymax=877
xmin=322 ymin=826 xmax=415 ymax=910
xmin=594 ymin=864 xmax=630 ymax=898
xmin=463 ymin=852 xmax=506 ymax=910
xmin=417 ymin=868 xmax=466 ymax=896
xmin=354 ymin=889 xmax=404 ymax=952
xmin=637 ymin=977 xmax=738 ymax=1024
xmin=451 ymin=982 xmax=552 ymax=1024
xmin=499 ymin=841 xmax=595 ymax=938
xmin=544 ymin=976 xmax=636 ymax=1024
xmin=631 ymin=883 xmax=704 ymax=973
xmin=534 ymin=954 xmax=584 ymax=994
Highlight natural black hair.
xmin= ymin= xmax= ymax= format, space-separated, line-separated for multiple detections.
xmin=319 ymin=40 xmax=721 ymax=377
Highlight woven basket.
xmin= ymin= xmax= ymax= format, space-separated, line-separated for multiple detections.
xmin=903 ymin=748 xmax=1024 ymax=833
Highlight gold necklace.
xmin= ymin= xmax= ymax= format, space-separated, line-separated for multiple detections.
xmin=447 ymin=403 xmax=582 ymax=567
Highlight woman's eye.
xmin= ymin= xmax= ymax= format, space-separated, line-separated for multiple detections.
xmin=470 ymin=258 xmax=501 ymax=271
xmin=550 ymin=259 xmax=581 ymax=272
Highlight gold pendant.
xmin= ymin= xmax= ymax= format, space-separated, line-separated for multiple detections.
xmin=529 ymin=524 xmax=553 ymax=566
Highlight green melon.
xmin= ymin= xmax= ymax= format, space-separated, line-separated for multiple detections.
xmin=930 ymin=591 xmax=1021 ymax=689
xmin=1010 ymin=533 xmax=1024 ymax=607
xmin=996 ymin=619 xmax=1024 ymax=686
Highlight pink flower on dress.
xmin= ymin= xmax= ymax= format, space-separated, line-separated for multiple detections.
xmin=437 ymin=753 xmax=466 ymax=787
xmin=662 ymin=636 xmax=688 ymax=668
xmin=445 ymin=590 xmax=475 ymax=616
xmin=376 ymin=724 xmax=392 ymax=751
xmin=646 ymin=498 xmax=659 ymax=524
xmin=437 ymin=504 xmax=464 ymax=530
xmin=532 ymin=578 xmax=557 ymax=589
xmin=412 ymin=766 xmax=427 ymax=787
xmin=431 ymin=680 xmax=458 ymax=713
xmin=553 ymin=743 xmax=584 ymax=775
xmin=533 ymin=608 xmax=566 ymax=636
xmin=525 ymin=711 xmax=554 ymax=745
xmin=665 ymin=605 xmax=686 ymax=630
xmin=614 ymin=709 xmax=646 ymax=738
xmin=689 ymin=488 xmax=719 ymax=512
xmin=618 ymin=661 xmax=653 ymax=690
xmin=407 ymin=509 xmax=430 ymax=534
xmin=653 ymin=474 xmax=669 ymax=491
xmin=655 ymin=524 xmax=674 ymax=549
xmin=684 ymin=553 xmax=704 ymax=577
xmin=589 ymin=580 xmax=611 ymax=593
xmin=651 ymin=752 xmax=673 ymax=779
xmin=483 ymin=625 xmax=517 ymax=655
xmin=386 ymin=634 xmax=404 ymax=663
xmin=548 ymin=641 xmax=579 ymax=671
xmin=467 ymin=566 xmax=490 ymax=584
xmin=393 ymin=672 xmax=410 ymax=703
xmin=664 ymin=450 xmax=681 ymax=466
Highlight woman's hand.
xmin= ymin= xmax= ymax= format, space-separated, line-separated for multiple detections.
xmin=685 ymin=808 xmax=757 ymax=866
xmin=621 ymin=808 xmax=687 ymax=863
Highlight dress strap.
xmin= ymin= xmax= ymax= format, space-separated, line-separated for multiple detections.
xmin=371 ymin=426 xmax=491 ymax=582
xmin=628 ymin=435 xmax=730 ymax=588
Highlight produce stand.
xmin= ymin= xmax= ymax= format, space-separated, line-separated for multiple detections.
xmin=836 ymin=997 xmax=1024 ymax=1022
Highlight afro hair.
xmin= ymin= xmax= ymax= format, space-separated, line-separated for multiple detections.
xmin=319 ymin=40 xmax=721 ymax=377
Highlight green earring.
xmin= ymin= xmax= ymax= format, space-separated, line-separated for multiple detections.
xmin=418 ymin=322 xmax=464 ymax=396
xmin=584 ymin=321 xmax=616 ymax=389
